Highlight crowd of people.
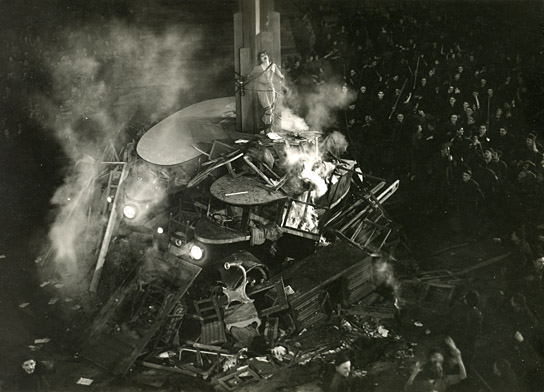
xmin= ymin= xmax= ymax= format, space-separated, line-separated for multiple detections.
xmin=283 ymin=1 xmax=543 ymax=228
xmin=281 ymin=1 xmax=544 ymax=391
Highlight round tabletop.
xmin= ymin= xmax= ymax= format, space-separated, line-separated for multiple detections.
xmin=210 ymin=175 xmax=287 ymax=206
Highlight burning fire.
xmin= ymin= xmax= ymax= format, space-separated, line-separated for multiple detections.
xmin=281 ymin=131 xmax=348 ymax=234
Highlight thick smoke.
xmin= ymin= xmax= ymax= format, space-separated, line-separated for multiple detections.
xmin=282 ymin=79 xmax=356 ymax=134
xmin=280 ymin=107 xmax=309 ymax=133
xmin=40 ymin=21 xmax=206 ymax=289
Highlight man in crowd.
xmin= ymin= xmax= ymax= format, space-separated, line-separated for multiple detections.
xmin=456 ymin=168 xmax=485 ymax=235
xmin=405 ymin=337 xmax=467 ymax=392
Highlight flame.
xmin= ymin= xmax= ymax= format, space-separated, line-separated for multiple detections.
xmin=284 ymin=191 xmax=319 ymax=233
xmin=282 ymin=140 xmax=328 ymax=233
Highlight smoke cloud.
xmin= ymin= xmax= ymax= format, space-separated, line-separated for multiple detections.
xmin=374 ymin=258 xmax=401 ymax=301
xmin=280 ymin=107 xmax=309 ymax=133
xmin=282 ymin=79 xmax=356 ymax=134
xmin=39 ymin=21 xmax=209 ymax=290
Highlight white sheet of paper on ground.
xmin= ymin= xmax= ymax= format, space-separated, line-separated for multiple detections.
xmin=48 ymin=298 xmax=59 ymax=305
xmin=76 ymin=377 xmax=94 ymax=386
xmin=19 ymin=303 xmax=30 ymax=308
xmin=34 ymin=338 xmax=51 ymax=344
xmin=40 ymin=281 xmax=50 ymax=288
xmin=284 ymin=286 xmax=295 ymax=295
xmin=235 ymin=139 xmax=249 ymax=144
xmin=0 ymin=255 xmax=6 ymax=259
xmin=266 ymin=132 xmax=282 ymax=140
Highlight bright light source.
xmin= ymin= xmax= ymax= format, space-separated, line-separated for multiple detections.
xmin=157 ymin=227 xmax=164 ymax=234
xmin=190 ymin=244 xmax=204 ymax=260
xmin=107 ymin=196 xmax=113 ymax=203
xmin=123 ymin=205 xmax=137 ymax=219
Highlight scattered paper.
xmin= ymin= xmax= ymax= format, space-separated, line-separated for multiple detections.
xmin=34 ymin=338 xmax=51 ymax=344
xmin=40 ymin=282 xmax=50 ymax=288
xmin=72 ymin=304 xmax=81 ymax=310
xmin=19 ymin=303 xmax=30 ymax=308
xmin=414 ymin=321 xmax=423 ymax=327
xmin=284 ymin=286 xmax=295 ymax=295
xmin=64 ymin=298 xmax=73 ymax=303
xmin=76 ymin=377 xmax=94 ymax=386
xmin=377 ymin=326 xmax=389 ymax=337
xmin=28 ymin=345 xmax=41 ymax=351
xmin=35 ymin=256 xmax=43 ymax=264
xmin=0 ymin=255 xmax=6 ymax=259
xmin=235 ymin=139 xmax=249 ymax=144
xmin=54 ymin=283 xmax=65 ymax=289
xmin=157 ymin=351 xmax=176 ymax=359
xmin=48 ymin=298 xmax=59 ymax=305
xmin=266 ymin=132 xmax=282 ymax=140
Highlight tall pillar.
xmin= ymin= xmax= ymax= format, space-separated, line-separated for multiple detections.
xmin=234 ymin=0 xmax=281 ymax=133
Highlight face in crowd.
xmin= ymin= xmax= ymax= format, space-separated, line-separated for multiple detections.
xmin=336 ymin=360 xmax=351 ymax=378
xmin=22 ymin=359 xmax=36 ymax=374
xmin=426 ymin=352 xmax=445 ymax=379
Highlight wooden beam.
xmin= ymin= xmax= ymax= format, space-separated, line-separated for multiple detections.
xmin=90 ymin=163 xmax=127 ymax=292
xmin=234 ymin=12 xmax=243 ymax=132
xmin=270 ymin=12 xmax=281 ymax=67
xmin=457 ymin=253 xmax=511 ymax=275
xmin=141 ymin=361 xmax=198 ymax=377
xmin=239 ymin=47 xmax=254 ymax=133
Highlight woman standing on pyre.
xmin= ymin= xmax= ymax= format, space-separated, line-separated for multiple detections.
xmin=248 ymin=51 xmax=284 ymax=127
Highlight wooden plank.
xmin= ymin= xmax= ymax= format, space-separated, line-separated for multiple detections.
xmin=429 ymin=242 xmax=471 ymax=257
xmin=240 ymin=47 xmax=254 ymax=133
xmin=234 ymin=12 xmax=243 ymax=132
xmin=141 ymin=361 xmax=198 ymax=377
xmin=90 ymin=163 xmax=127 ymax=292
xmin=342 ymin=308 xmax=396 ymax=319
xmin=270 ymin=12 xmax=281 ymax=69
xmin=457 ymin=253 xmax=511 ymax=275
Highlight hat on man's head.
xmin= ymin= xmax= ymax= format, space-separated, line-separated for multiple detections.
xmin=463 ymin=168 xmax=472 ymax=176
